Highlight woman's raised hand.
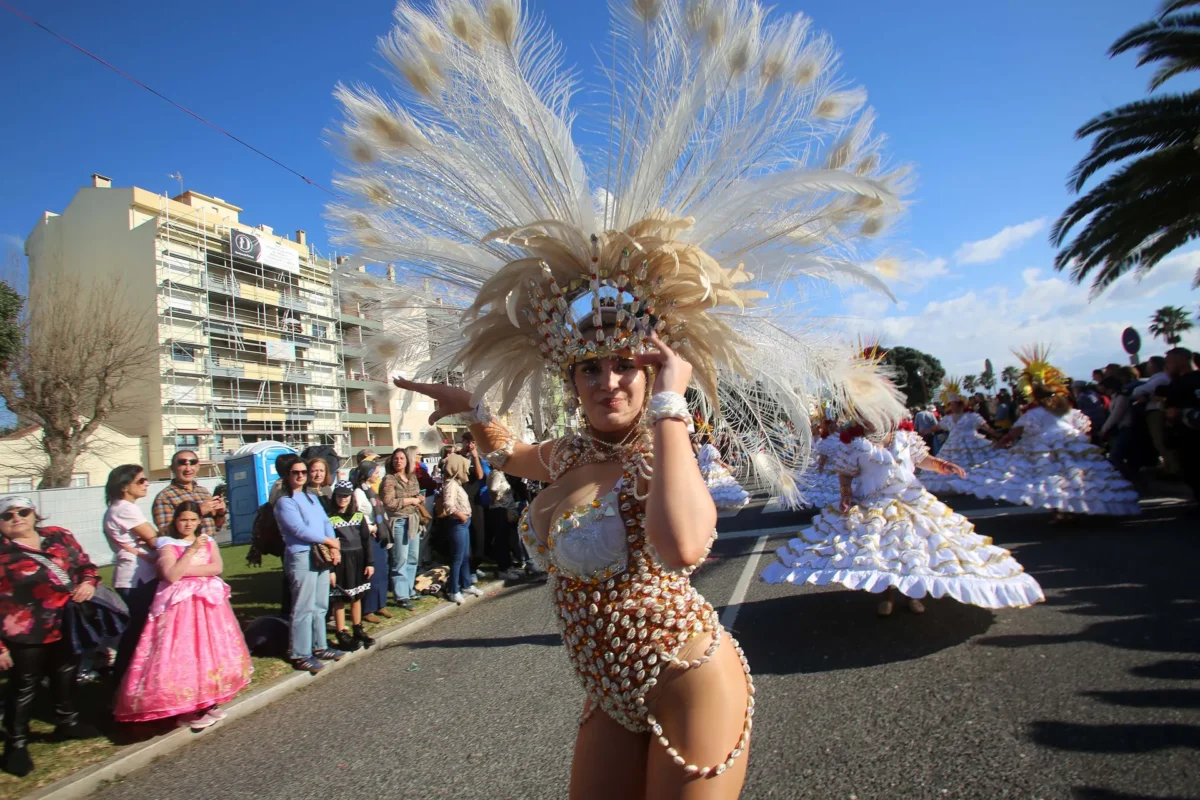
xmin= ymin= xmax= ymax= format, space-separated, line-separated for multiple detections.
xmin=635 ymin=333 xmax=692 ymax=395
xmin=392 ymin=375 xmax=475 ymax=425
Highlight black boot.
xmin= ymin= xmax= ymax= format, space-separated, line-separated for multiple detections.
xmin=334 ymin=629 xmax=361 ymax=652
xmin=1 ymin=744 xmax=32 ymax=778
xmin=353 ymin=624 xmax=375 ymax=649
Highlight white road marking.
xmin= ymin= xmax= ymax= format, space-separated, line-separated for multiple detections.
xmin=719 ymin=534 xmax=770 ymax=632
xmin=760 ymin=496 xmax=786 ymax=514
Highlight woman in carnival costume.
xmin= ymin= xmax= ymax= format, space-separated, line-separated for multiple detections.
xmin=695 ymin=425 xmax=751 ymax=510
xmin=797 ymin=415 xmax=843 ymax=509
xmin=762 ymin=346 xmax=1045 ymax=617
xmin=920 ymin=377 xmax=998 ymax=496
xmin=327 ymin=0 xmax=911 ymax=794
xmin=968 ymin=347 xmax=1141 ymax=520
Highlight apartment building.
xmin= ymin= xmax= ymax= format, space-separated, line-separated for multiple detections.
xmin=24 ymin=174 xmax=401 ymax=477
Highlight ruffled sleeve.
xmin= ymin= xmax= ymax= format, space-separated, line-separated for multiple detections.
xmin=831 ymin=438 xmax=867 ymax=477
xmin=903 ymin=430 xmax=932 ymax=466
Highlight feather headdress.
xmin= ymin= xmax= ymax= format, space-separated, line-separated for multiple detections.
xmin=329 ymin=0 xmax=908 ymax=500
xmin=938 ymin=376 xmax=965 ymax=406
xmin=1014 ymin=345 xmax=1069 ymax=401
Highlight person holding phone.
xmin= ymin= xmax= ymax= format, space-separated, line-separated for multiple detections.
xmin=115 ymin=502 xmax=252 ymax=730
xmin=151 ymin=450 xmax=226 ymax=541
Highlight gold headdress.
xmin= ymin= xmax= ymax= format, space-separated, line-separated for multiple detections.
xmin=938 ymin=376 xmax=965 ymax=405
xmin=1014 ymin=345 xmax=1069 ymax=401
xmin=331 ymin=0 xmax=909 ymax=500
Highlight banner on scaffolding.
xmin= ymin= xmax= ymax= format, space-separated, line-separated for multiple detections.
xmin=230 ymin=230 xmax=300 ymax=274
xmin=265 ymin=340 xmax=296 ymax=362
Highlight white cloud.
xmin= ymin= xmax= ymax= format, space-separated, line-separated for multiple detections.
xmin=838 ymin=249 xmax=1200 ymax=379
xmin=954 ymin=218 xmax=1046 ymax=265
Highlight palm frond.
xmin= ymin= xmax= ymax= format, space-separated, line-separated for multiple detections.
xmin=1069 ymin=93 xmax=1200 ymax=190
xmin=1110 ymin=12 xmax=1200 ymax=90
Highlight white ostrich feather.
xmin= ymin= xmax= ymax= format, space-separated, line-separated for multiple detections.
xmin=329 ymin=0 xmax=911 ymax=500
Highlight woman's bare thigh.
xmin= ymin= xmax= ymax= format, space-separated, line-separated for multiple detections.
xmin=570 ymin=700 xmax=649 ymax=800
xmin=643 ymin=635 xmax=751 ymax=799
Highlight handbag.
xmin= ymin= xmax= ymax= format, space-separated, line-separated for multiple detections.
xmin=26 ymin=550 xmax=129 ymax=655
xmin=293 ymin=494 xmax=337 ymax=570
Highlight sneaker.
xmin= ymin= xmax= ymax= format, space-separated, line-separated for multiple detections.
xmin=394 ymin=598 xmax=414 ymax=610
xmin=1 ymin=744 xmax=32 ymax=777
xmin=353 ymin=624 xmax=376 ymax=648
xmin=314 ymin=647 xmax=348 ymax=662
xmin=496 ymin=569 xmax=522 ymax=581
xmin=177 ymin=712 xmax=216 ymax=731
xmin=448 ymin=591 xmax=465 ymax=605
xmin=474 ymin=569 xmax=487 ymax=581
xmin=908 ymin=598 xmax=926 ymax=615
xmin=464 ymin=585 xmax=484 ymax=597
xmin=876 ymin=599 xmax=894 ymax=617
xmin=335 ymin=629 xmax=362 ymax=652
xmin=292 ymin=656 xmax=324 ymax=674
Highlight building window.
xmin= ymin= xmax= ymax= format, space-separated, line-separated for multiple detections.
xmin=312 ymin=323 xmax=328 ymax=339
xmin=175 ymin=434 xmax=200 ymax=448
xmin=399 ymin=430 xmax=413 ymax=441
xmin=7 ymin=477 xmax=32 ymax=492
xmin=171 ymin=343 xmax=196 ymax=363
xmin=70 ymin=473 xmax=89 ymax=488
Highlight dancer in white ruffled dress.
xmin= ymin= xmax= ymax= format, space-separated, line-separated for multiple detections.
xmin=797 ymin=418 xmax=843 ymax=509
xmin=923 ymin=379 xmax=998 ymax=496
xmin=968 ymin=348 xmax=1141 ymax=519
xmin=762 ymin=417 xmax=1046 ymax=615
xmin=697 ymin=434 xmax=750 ymax=509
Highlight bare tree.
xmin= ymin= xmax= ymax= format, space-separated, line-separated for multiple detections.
xmin=0 ymin=276 xmax=156 ymax=488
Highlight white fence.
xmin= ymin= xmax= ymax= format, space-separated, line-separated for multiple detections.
xmin=17 ymin=478 xmax=224 ymax=568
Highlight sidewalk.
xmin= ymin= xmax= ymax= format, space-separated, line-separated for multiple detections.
xmin=15 ymin=579 xmax=510 ymax=800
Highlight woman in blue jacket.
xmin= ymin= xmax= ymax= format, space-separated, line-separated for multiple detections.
xmin=273 ymin=454 xmax=346 ymax=673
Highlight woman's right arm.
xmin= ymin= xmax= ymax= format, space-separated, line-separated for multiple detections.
xmin=393 ymin=377 xmax=552 ymax=482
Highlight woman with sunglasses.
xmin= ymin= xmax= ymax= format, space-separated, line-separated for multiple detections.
xmin=0 ymin=496 xmax=101 ymax=777
xmin=102 ymin=465 xmax=160 ymax=681
xmin=274 ymin=454 xmax=346 ymax=674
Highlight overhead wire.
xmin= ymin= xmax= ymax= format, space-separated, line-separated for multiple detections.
xmin=0 ymin=0 xmax=341 ymax=198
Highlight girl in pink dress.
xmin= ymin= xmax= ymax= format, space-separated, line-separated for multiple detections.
xmin=114 ymin=502 xmax=252 ymax=730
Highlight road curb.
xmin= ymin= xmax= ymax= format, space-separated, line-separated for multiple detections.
xmin=22 ymin=581 xmax=509 ymax=800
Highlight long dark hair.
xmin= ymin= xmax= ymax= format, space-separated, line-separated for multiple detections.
xmin=169 ymin=501 xmax=203 ymax=538
xmin=106 ymin=464 xmax=145 ymax=505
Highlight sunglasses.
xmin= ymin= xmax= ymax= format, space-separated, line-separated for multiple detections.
xmin=0 ymin=509 xmax=34 ymax=522
xmin=135 ymin=477 xmax=151 ymax=485
xmin=175 ymin=459 xmax=199 ymax=467
xmin=290 ymin=469 xmax=309 ymax=477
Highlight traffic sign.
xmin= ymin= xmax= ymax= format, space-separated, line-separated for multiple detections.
xmin=1121 ymin=327 xmax=1141 ymax=356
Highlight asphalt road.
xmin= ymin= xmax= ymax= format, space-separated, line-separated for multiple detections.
xmin=94 ymin=498 xmax=1200 ymax=800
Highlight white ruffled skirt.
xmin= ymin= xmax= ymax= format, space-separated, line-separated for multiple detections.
xmin=968 ymin=439 xmax=1141 ymax=516
xmin=922 ymin=433 xmax=995 ymax=495
xmin=702 ymin=462 xmax=750 ymax=509
xmin=797 ymin=467 xmax=841 ymax=509
xmin=760 ymin=486 xmax=1045 ymax=609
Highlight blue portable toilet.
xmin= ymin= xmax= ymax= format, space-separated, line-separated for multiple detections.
xmin=224 ymin=442 xmax=295 ymax=545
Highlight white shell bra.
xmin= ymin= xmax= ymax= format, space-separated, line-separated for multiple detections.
xmin=522 ymin=482 xmax=629 ymax=583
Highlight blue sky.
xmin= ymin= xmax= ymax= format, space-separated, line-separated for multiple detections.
xmin=2 ymin=0 xmax=1198 ymax=393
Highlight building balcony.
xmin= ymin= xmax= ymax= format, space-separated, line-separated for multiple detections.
xmin=344 ymin=411 xmax=390 ymax=424
xmin=339 ymin=310 xmax=383 ymax=331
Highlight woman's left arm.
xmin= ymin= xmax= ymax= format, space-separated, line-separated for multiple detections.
xmin=61 ymin=532 xmax=99 ymax=602
xmin=639 ymin=334 xmax=717 ymax=569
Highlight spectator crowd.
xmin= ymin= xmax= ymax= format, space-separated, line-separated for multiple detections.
xmin=0 ymin=437 xmax=546 ymax=779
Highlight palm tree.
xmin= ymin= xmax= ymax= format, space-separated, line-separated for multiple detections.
xmin=1149 ymin=304 xmax=1195 ymax=345
xmin=1001 ymin=365 xmax=1020 ymax=392
xmin=962 ymin=375 xmax=978 ymax=393
xmin=979 ymin=367 xmax=997 ymax=392
xmin=1052 ymin=0 xmax=1200 ymax=294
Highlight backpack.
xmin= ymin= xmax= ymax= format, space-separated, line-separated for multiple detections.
xmin=246 ymin=502 xmax=283 ymax=567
